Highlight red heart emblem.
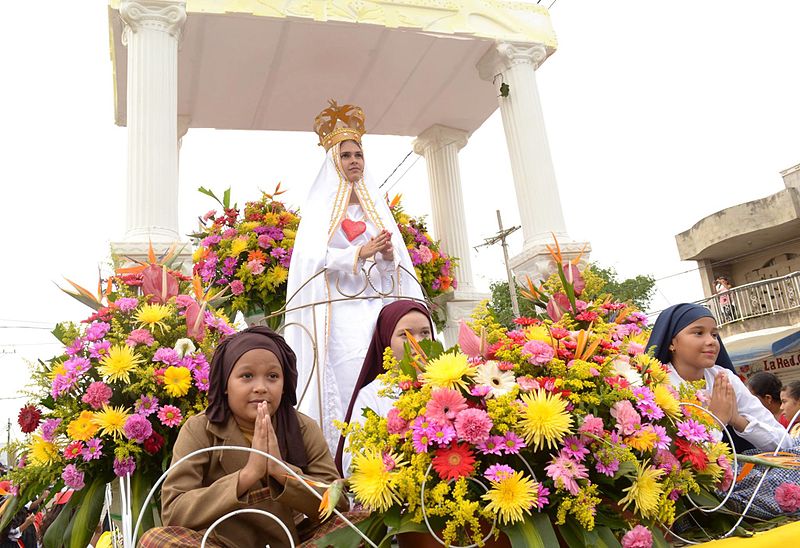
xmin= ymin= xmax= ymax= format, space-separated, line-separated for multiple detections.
xmin=341 ymin=219 xmax=367 ymax=241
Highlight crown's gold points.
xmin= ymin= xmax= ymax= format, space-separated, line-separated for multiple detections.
xmin=313 ymin=100 xmax=366 ymax=151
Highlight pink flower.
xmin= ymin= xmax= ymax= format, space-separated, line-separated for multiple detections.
xmin=82 ymin=438 xmax=103 ymax=461
xmin=453 ymin=408 xmax=493 ymax=444
xmin=775 ymin=482 xmax=800 ymax=513
xmin=627 ymin=341 xmax=645 ymax=356
xmin=544 ymin=454 xmax=588 ymax=495
xmin=676 ymin=419 xmax=712 ymax=443
xmin=427 ymin=388 xmax=467 ymax=424
xmin=470 ymin=385 xmax=492 ymax=397
xmin=41 ymin=418 xmax=62 ymax=442
xmin=484 ymin=464 xmax=515 ymax=482
xmin=82 ymin=381 xmax=113 ymax=410
xmin=123 ymin=414 xmax=153 ymax=443
xmin=516 ymin=376 xmax=538 ymax=391
xmin=521 ymin=340 xmax=555 ymax=366
xmin=610 ymin=400 xmax=641 ymax=436
xmin=417 ymin=245 xmax=433 ymax=263
xmin=85 ymin=321 xmax=111 ymax=342
xmin=429 ymin=422 xmax=457 ymax=446
xmin=247 ymin=260 xmax=265 ymax=275
xmin=113 ymin=456 xmax=136 ymax=477
xmin=230 ymin=280 xmax=245 ymax=295
xmin=158 ymin=405 xmax=183 ymax=427
xmin=61 ymin=464 xmax=85 ymax=490
xmin=561 ymin=436 xmax=589 ymax=462
xmin=115 ymin=297 xmax=139 ymax=312
xmin=458 ymin=321 xmax=483 ymax=358
xmin=63 ymin=441 xmax=84 ymax=460
xmin=477 ymin=435 xmax=504 ymax=455
xmin=386 ymin=408 xmax=408 ymax=435
xmin=135 ymin=395 xmax=159 ymax=416
xmin=718 ymin=456 xmax=734 ymax=492
xmin=126 ymin=329 xmax=154 ymax=347
xmin=501 ymin=431 xmax=526 ymax=454
xmin=621 ymin=525 xmax=653 ymax=548
xmin=579 ymin=414 xmax=604 ymax=437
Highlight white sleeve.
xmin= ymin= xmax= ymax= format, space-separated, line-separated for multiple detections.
xmin=342 ymin=382 xmax=395 ymax=476
xmin=727 ymin=370 xmax=791 ymax=451
xmin=326 ymin=243 xmax=363 ymax=275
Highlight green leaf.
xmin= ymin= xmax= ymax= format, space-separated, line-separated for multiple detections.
xmin=651 ymin=527 xmax=670 ymax=548
xmin=198 ymin=186 xmax=225 ymax=208
xmin=0 ymin=496 xmax=20 ymax=535
xmin=502 ymin=513 xmax=559 ymax=548
xmin=380 ymin=511 xmax=430 ymax=545
xmin=594 ymin=526 xmax=622 ymax=547
xmin=556 ymin=518 xmax=586 ymax=548
xmin=43 ymin=491 xmax=81 ymax=548
xmin=66 ymin=476 xmax=106 ymax=548
xmin=312 ymin=512 xmax=385 ymax=548
xmin=418 ymin=338 xmax=445 ymax=359
xmin=131 ymin=471 xmax=158 ymax=542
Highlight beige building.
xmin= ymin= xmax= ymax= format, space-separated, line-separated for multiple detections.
xmin=675 ymin=164 xmax=800 ymax=383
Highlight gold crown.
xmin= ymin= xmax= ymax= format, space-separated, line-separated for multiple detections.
xmin=313 ymin=100 xmax=366 ymax=151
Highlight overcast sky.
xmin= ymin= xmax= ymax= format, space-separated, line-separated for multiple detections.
xmin=1 ymin=1 xmax=798 ymax=439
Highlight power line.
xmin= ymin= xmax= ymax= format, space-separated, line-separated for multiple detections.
xmin=380 ymin=150 xmax=414 ymax=189
xmin=383 ymin=154 xmax=423 ymax=195
xmin=0 ymin=318 xmax=53 ymax=326
xmin=0 ymin=326 xmax=53 ymax=330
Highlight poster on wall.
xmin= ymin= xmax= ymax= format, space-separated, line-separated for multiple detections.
xmin=737 ymin=350 xmax=800 ymax=384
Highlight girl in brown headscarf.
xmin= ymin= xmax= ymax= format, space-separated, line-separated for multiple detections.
xmin=140 ymin=327 xmax=342 ymax=548
xmin=335 ymin=300 xmax=434 ymax=475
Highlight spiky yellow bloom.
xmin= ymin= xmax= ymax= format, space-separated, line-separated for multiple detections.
xmin=230 ymin=237 xmax=249 ymax=257
xmin=67 ymin=411 xmax=99 ymax=441
xmin=349 ymin=449 xmax=401 ymax=512
xmin=653 ymin=384 xmax=681 ymax=419
xmin=92 ymin=405 xmax=130 ymax=440
xmin=422 ymin=353 xmax=475 ymax=391
xmin=163 ymin=366 xmax=192 ymax=397
xmin=98 ymin=344 xmax=143 ymax=384
xmin=28 ymin=435 xmax=59 ymax=466
xmin=481 ymin=471 xmax=538 ymax=525
xmin=525 ymin=324 xmax=553 ymax=343
xmin=136 ymin=304 xmax=173 ymax=333
xmin=49 ymin=361 xmax=66 ymax=379
xmin=619 ymin=461 xmax=665 ymax=519
xmin=626 ymin=428 xmax=658 ymax=452
xmin=517 ymin=389 xmax=572 ymax=450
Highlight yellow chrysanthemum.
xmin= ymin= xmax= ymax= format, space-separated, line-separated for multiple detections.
xmin=517 ymin=389 xmax=572 ymax=450
xmin=98 ymin=344 xmax=143 ymax=384
xmin=49 ymin=361 xmax=66 ymax=379
xmin=136 ymin=304 xmax=173 ymax=333
xmin=422 ymin=353 xmax=475 ymax=391
xmin=619 ymin=461 xmax=665 ymax=519
xmin=230 ymin=237 xmax=249 ymax=257
xmin=163 ymin=366 xmax=192 ymax=398
xmin=28 ymin=435 xmax=59 ymax=466
xmin=92 ymin=405 xmax=130 ymax=439
xmin=525 ymin=324 xmax=553 ymax=343
xmin=481 ymin=471 xmax=538 ymax=525
xmin=67 ymin=411 xmax=99 ymax=441
xmin=653 ymin=384 xmax=681 ymax=419
xmin=349 ymin=449 xmax=401 ymax=512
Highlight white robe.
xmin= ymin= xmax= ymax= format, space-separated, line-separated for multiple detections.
xmin=284 ymin=143 xmax=423 ymax=453
xmin=667 ymin=364 xmax=790 ymax=451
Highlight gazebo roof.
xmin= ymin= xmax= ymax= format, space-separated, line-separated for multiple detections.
xmin=108 ymin=0 xmax=556 ymax=136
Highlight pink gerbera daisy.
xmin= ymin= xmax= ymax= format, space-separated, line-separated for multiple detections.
xmin=157 ymin=405 xmax=182 ymax=427
xmin=426 ymin=388 xmax=467 ymax=424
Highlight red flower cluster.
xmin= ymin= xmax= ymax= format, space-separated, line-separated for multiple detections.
xmin=675 ymin=439 xmax=708 ymax=471
xmin=18 ymin=405 xmax=42 ymax=434
xmin=144 ymin=431 xmax=165 ymax=455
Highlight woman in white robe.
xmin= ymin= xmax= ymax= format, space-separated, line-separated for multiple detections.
xmin=284 ymin=101 xmax=423 ymax=453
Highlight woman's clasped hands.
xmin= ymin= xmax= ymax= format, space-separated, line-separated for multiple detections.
xmin=358 ymin=229 xmax=393 ymax=261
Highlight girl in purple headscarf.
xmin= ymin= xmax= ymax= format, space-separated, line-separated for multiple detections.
xmin=335 ymin=300 xmax=434 ymax=475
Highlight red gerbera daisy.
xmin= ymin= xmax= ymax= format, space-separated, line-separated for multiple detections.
xmin=18 ymin=404 xmax=42 ymax=434
xmin=675 ymin=439 xmax=708 ymax=471
xmin=432 ymin=443 xmax=476 ymax=481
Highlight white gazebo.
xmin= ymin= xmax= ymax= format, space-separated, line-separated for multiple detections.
xmin=107 ymin=0 xmax=589 ymax=340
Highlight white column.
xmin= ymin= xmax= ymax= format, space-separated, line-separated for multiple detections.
xmin=412 ymin=125 xmax=486 ymax=346
xmin=412 ymin=125 xmax=476 ymax=294
xmin=478 ymin=41 xmax=590 ymax=282
xmin=119 ymin=0 xmax=186 ymax=243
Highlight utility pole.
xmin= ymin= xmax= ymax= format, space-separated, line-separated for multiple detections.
xmin=476 ymin=210 xmax=521 ymax=317
xmin=6 ymin=418 xmax=11 ymax=468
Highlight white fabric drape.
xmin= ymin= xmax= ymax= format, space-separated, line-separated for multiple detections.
xmin=284 ymin=142 xmax=423 ymax=452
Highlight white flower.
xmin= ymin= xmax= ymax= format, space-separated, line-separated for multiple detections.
xmin=475 ymin=360 xmax=516 ymax=398
xmin=174 ymin=338 xmax=196 ymax=358
xmin=610 ymin=357 xmax=643 ymax=387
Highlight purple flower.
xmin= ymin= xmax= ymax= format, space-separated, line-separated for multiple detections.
xmin=51 ymin=374 xmax=77 ymax=399
xmin=61 ymin=464 xmax=85 ymax=490
xmin=153 ymin=347 xmax=181 ymax=365
xmin=477 ymin=435 xmax=505 ymax=455
xmin=484 ymin=464 xmax=515 ymax=482
xmin=429 ymin=422 xmax=456 ymax=446
xmin=501 ymin=431 xmax=526 ymax=454
xmin=595 ymin=457 xmax=620 ymax=477
xmin=221 ymin=257 xmax=238 ymax=277
xmin=534 ymin=485 xmax=550 ymax=510
xmin=230 ymin=280 xmax=245 ymax=295
xmin=41 ymin=419 xmax=62 ymax=442
xmin=632 ymin=387 xmax=664 ymax=420
xmin=115 ymin=297 xmax=139 ymax=312
xmin=649 ymin=424 xmax=671 ymax=450
xmin=200 ymin=235 xmax=221 ymax=247
xmin=521 ymin=340 xmax=555 ymax=365
xmin=64 ymin=356 xmax=91 ymax=377
xmin=85 ymin=322 xmax=111 ymax=342
xmin=113 ymin=456 xmax=136 ymax=477
xmin=265 ymin=226 xmax=284 ymax=241
xmin=411 ymin=417 xmax=433 ymax=453
xmin=82 ymin=438 xmax=103 ymax=461
xmin=89 ymin=340 xmax=111 ymax=359
xmin=82 ymin=382 xmax=113 ymax=410
xmin=126 ymin=329 xmax=154 ymax=347
xmin=65 ymin=338 xmax=85 ymax=356
xmin=561 ymin=436 xmax=590 ymax=462
xmin=123 ymin=414 xmax=153 ymax=444
xmin=676 ymin=419 xmax=711 ymax=443
xmin=175 ymin=295 xmax=194 ymax=309
xmin=193 ymin=366 xmax=210 ymax=391
xmin=253 ymin=226 xmax=269 ymax=235
xmin=135 ymin=395 xmax=159 ymax=416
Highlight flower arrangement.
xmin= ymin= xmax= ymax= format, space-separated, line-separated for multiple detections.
xmin=2 ymin=248 xmax=234 ymax=547
xmin=388 ymin=195 xmax=459 ymax=330
xmin=334 ymin=240 xmax=732 ymax=547
xmin=192 ymin=185 xmax=299 ymax=327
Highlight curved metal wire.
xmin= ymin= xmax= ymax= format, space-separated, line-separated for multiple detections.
xmin=130 ymin=446 xmax=378 ymax=548
xmin=201 ymin=509 xmax=295 ymax=548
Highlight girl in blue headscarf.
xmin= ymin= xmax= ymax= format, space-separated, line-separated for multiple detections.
xmin=647 ymin=304 xmax=787 ymax=453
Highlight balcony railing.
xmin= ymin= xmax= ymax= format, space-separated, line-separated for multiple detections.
xmin=695 ymin=271 xmax=800 ymax=327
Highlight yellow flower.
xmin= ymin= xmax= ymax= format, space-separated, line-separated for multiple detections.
xmin=481 ymin=471 xmax=538 ymax=525
xmin=94 ymin=532 xmax=114 ymax=548
xmin=349 ymin=449 xmax=401 ymax=512
xmin=67 ymin=411 xmax=99 ymax=441
xmin=619 ymin=461 xmax=665 ymax=519
xmin=98 ymin=345 xmax=143 ymax=384
xmin=517 ymin=389 xmax=572 ymax=451
xmin=29 ymin=435 xmax=59 ymax=466
xmin=626 ymin=429 xmax=658 ymax=452
xmin=230 ymin=237 xmax=249 ymax=257
xmin=525 ymin=324 xmax=553 ymax=343
xmin=653 ymin=384 xmax=681 ymax=419
xmin=163 ymin=366 xmax=192 ymax=397
xmin=266 ymin=265 xmax=289 ymax=288
xmin=92 ymin=405 xmax=130 ymax=439
xmin=422 ymin=353 xmax=475 ymax=391
xmin=49 ymin=361 xmax=66 ymax=379
xmin=136 ymin=304 xmax=173 ymax=333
